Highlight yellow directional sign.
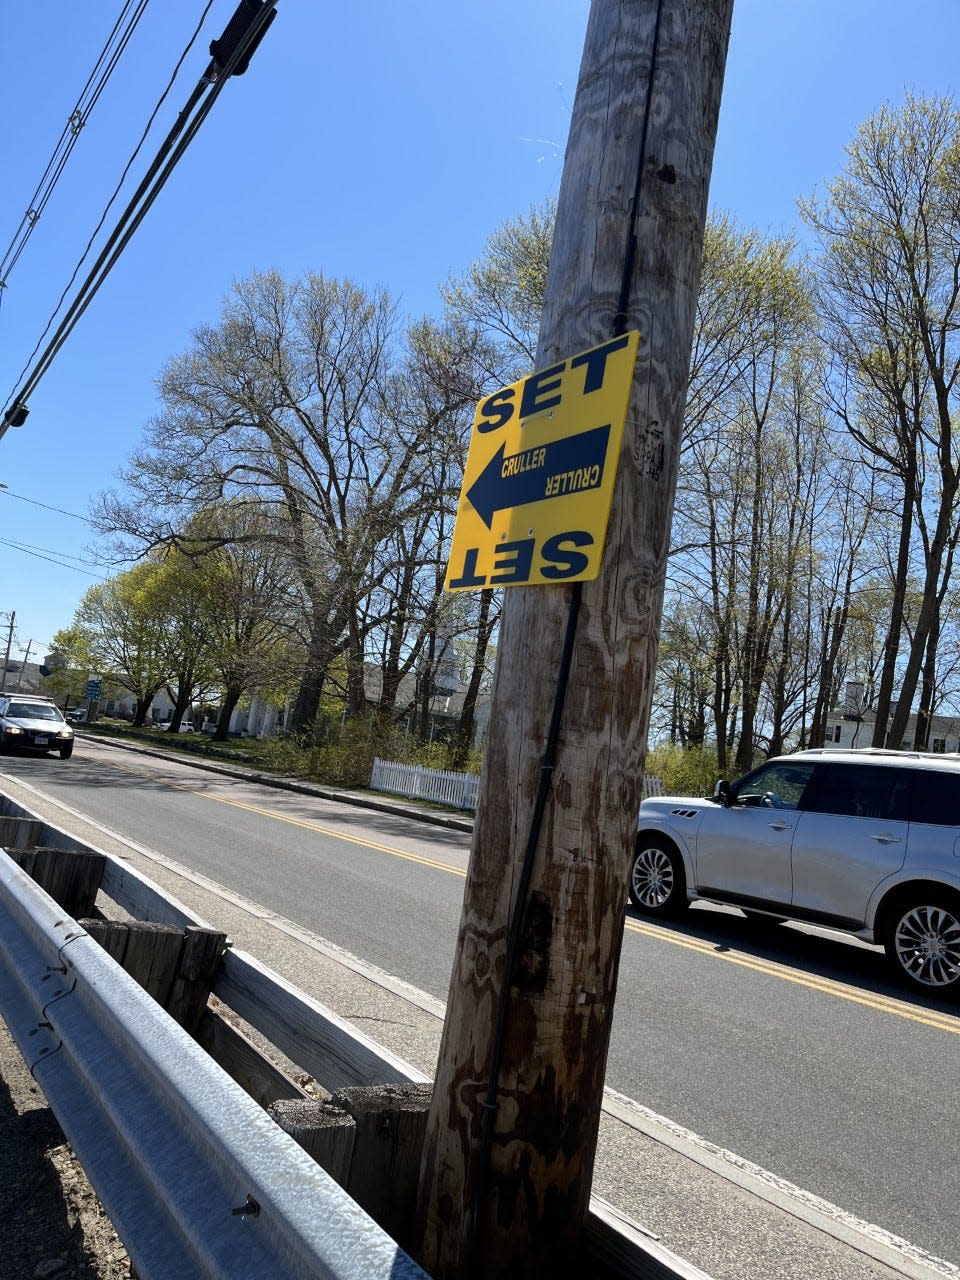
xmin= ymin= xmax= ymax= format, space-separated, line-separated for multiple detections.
xmin=445 ymin=330 xmax=640 ymax=592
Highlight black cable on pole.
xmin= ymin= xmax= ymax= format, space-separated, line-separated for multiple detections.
xmin=0 ymin=1 xmax=151 ymax=297
xmin=468 ymin=2 xmax=666 ymax=1271
xmin=1 ymin=0 xmax=276 ymax=438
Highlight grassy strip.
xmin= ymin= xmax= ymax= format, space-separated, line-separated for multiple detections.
xmin=80 ymin=721 xmax=268 ymax=767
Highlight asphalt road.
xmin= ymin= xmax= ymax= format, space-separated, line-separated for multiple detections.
xmin=3 ymin=737 xmax=959 ymax=1271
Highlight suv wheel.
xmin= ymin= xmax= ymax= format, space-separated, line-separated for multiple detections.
xmin=629 ymin=837 xmax=688 ymax=916
xmin=59 ymin=742 xmax=74 ymax=760
xmin=884 ymin=895 xmax=960 ymax=994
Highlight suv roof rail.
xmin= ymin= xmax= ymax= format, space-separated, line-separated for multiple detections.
xmin=792 ymin=746 xmax=923 ymax=759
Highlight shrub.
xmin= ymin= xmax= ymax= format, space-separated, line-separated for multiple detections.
xmin=260 ymin=713 xmax=404 ymax=789
xmin=645 ymin=743 xmax=720 ymax=798
xmin=391 ymin=739 xmax=482 ymax=775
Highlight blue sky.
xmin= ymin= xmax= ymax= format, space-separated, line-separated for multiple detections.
xmin=0 ymin=0 xmax=957 ymax=665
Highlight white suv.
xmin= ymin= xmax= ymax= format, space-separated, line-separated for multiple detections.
xmin=631 ymin=749 xmax=960 ymax=994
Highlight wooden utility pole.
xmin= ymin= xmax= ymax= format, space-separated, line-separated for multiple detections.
xmin=414 ymin=3 xmax=734 ymax=1277
xmin=0 ymin=611 xmax=14 ymax=693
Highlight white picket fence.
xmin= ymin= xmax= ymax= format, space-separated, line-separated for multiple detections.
xmin=370 ymin=759 xmax=663 ymax=812
xmin=370 ymin=758 xmax=480 ymax=811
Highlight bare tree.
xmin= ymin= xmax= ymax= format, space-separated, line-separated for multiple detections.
xmin=803 ymin=95 xmax=960 ymax=747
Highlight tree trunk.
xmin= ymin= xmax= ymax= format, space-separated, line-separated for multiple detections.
xmin=887 ymin=487 xmax=959 ymax=749
xmin=872 ymin=478 xmax=914 ymax=745
xmin=289 ymin=620 xmax=331 ymax=733
xmin=450 ymin=589 xmax=496 ymax=770
xmin=913 ymin=621 xmax=940 ymax=752
xmin=131 ymin=691 xmax=157 ymax=729
xmin=416 ymin=631 xmax=436 ymax=743
xmin=414 ymin=4 xmax=732 ymax=1276
xmin=214 ymin=684 xmax=244 ymax=742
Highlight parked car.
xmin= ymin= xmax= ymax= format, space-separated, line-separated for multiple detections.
xmin=66 ymin=707 xmax=87 ymax=723
xmin=631 ymin=748 xmax=960 ymax=994
xmin=0 ymin=695 xmax=75 ymax=759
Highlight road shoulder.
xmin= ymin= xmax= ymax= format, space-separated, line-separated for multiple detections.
xmin=3 ymin=765 xmax=952 ymax=1280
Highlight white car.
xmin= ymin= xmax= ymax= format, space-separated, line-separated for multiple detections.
xmin=632 ymin=748 xmax=960 ymax=994
xmin=0 ymin=695 xmax=75 ymax=759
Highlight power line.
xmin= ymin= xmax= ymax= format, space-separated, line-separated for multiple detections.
xmin=0 ymin=536 xmax=103 ymax=577
xmin=1 ymin=0 xmax=217 ymax=412
xmin=0 ymin=534 xmax=99 ymax=565
xmin=0 ymin=1 xmax=152 ymax=300
xmin=1 ymin=0 xmax=277 ymax=440
xmin=0 ymin=486 xmax=91 ymax=522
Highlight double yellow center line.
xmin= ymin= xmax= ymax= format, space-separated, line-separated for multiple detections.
xmin=625 ymin=916 xmax=960 ymax=1034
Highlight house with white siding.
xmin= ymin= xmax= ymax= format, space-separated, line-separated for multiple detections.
xmin=822 ymin=682 xmax=960 ymax=753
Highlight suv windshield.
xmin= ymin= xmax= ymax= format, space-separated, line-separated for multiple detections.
xmin=6 ymin=702 xmax=62 ymax=721
xmin=730 ymin=760 xmax=816 ymax=809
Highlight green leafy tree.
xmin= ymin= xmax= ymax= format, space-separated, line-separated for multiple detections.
xmin=187 ymin=504 xmax=297 ymax=740
xmin=442 ymin=198 xmax=555 ymax=372
xmin=152 ymin=550 xmax=217 ymax=731
xmin=72 ymin=564 xmax=173 ymax=725
xmin=44 ymin=629 xmax=98 ymax=709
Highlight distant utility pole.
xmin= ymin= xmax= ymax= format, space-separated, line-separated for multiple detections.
xmin=15 ymin=640 xmax=32 ymax=691
xmin=0 ymin=612 xmax=14 ymax=694
xmin=415 ymin=3 xmax=734 ymax=1277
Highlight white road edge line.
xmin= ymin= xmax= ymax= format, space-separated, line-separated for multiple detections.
xmin=602 ymin=1090 xmax=959 ymax=1280
xmin=2 ymin=772 xmax=449 ymax=1020
xmin=5 ymin=769 xmax=959 ymax=1280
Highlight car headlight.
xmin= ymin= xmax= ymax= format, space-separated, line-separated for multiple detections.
xmin=58 ymin=729 xmax=74 ymax=739
xmin=4 ymin=725 xmax=24 ymax=735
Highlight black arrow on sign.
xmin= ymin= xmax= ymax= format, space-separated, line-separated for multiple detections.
xmin=466 ymin=424 xmax=611 ymax=529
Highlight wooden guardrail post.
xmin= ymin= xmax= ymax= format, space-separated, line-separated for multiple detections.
xmin=270 ymin=1098 xmax=357 ymax=1185
xmin=0 ymin=815 xmax=43 ymax=850
xmin=332 ymin=1084 xmax=433 ymax=1251
xmin=10 ymin=846 xmax=105 ymax=918
xmin=81 ymin=919 xmax=227 ymax=1036
xmin=271 ymin=1083 xmax=433 ymax=1252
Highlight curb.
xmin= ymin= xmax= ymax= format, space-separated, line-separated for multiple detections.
xmin=77 ymin=732 xmax=476 ymax=835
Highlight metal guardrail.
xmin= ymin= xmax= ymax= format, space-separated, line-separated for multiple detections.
xmin=0 ymin=853 xmax=428 ymax=1280
xmin=0 ymin=789 xmax=710 ymax=1280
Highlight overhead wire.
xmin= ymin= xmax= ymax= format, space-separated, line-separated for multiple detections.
xmin=0 ymin=537 xmax=103 ymax=577
xmin=2 ymin=0 xmax=219 ymax=414
xmin=1 ymin=0 xmax=277 ymax=439
xmin=0 ymin=535 xmax=97 ymax=565
xmin=0 ymin=0 xmax=152 ymax=301
xmin=0 ymin=486 xmax=91 ymax=522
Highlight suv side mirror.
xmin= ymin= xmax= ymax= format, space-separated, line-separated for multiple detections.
xmin=714 ymin=779 xmax=732 ymax=806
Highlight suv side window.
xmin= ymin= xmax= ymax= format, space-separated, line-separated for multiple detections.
xmin=910 ymin=769 xmax=960 ymax=825
xmin=731 ymin=761 xmax=817 ymax=810
xmin=805 ymin=763 xmax=910 ymax=821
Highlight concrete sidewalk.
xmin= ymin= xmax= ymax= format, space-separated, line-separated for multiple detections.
xmin=2 ymin=744 xmax=957 ymax=1280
